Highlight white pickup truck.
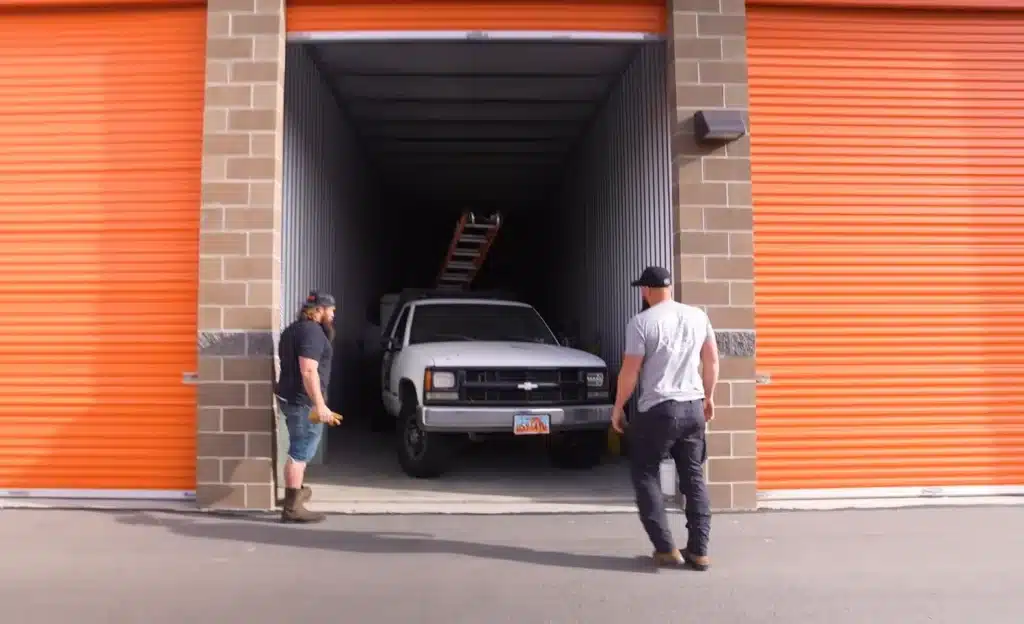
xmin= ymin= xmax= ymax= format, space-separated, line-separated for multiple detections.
xmin=372 ymin=290 xmax=614 ymax=478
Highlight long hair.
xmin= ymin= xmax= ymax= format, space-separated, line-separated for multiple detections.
xmin=297 ymin=306 xmax=335 ymax=342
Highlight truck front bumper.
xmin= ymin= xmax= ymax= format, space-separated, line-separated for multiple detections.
xmin=418 ymin=404 xmax=613 ymax=433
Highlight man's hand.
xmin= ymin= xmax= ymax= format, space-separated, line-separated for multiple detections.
xmin=703 ymin=398 xmax=715 ymax=423
xmin=312 ymin=405 xmax=342 ymax=426
xmin=611 ymin=406 xmax=627 ymax=434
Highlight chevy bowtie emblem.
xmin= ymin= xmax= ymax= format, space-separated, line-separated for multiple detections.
xmin=517 ymin=382 xmax=539 ymax=391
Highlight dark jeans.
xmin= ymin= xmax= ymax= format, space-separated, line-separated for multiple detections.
xmin=629 ymin=399 xmax=711 ymax=556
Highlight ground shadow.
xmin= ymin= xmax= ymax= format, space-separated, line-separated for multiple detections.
xmin=114 ymin=511 xmax=656 ymax=574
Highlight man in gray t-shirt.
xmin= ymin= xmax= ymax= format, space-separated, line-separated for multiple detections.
xmin=612 ymin=266 xmax=720 ymax=570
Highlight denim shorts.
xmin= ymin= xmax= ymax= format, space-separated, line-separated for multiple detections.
xmin=277 ymin=398 xmax=325 ymax=463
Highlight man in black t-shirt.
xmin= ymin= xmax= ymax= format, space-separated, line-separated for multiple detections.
xmin=276 ymin=290 xmax=340 ymax=523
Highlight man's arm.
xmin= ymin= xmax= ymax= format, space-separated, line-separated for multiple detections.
xmin=297 ymin=329 xmax=329 ymax=412
xmin=614 ymin=318 xmax=646 ymax=411
xmin=299 ymin=358 xmax=328 ymax=411
xmin=700 ymin=317 xmax=720 ymax=401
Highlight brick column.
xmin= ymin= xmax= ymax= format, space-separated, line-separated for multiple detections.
xmin=196 ymin=0 xmax=286 ymax=510
xmin=669 ymin=0 xmax=757 ymax=511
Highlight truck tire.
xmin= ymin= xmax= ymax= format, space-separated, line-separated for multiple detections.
xmin=396 ymin=394 xmax=452 ymax=478
xmin=549 ymin=430 xmax=606 ymax=470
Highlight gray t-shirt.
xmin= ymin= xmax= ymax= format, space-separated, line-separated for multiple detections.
xmin=624 ymin=300 xmax=715 ymax=413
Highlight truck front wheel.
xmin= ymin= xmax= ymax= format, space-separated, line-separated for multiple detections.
xmin=396 ymin=396 xmax=453 ymax=478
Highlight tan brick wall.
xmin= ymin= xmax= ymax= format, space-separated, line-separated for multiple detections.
xmin=197 ymin=0 xmax=286 ymax=510
xmin=192 ymin=0 xmax=756 ymax=511
xmin=669 ymin=0 xmax=757 ymax=511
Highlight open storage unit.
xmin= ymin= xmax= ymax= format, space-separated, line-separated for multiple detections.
xmin=279 ymin=34 xmax=674 ymax=478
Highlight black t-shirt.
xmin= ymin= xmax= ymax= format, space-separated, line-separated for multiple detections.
xmin=276 ymin=319 xmax=333 ymax=406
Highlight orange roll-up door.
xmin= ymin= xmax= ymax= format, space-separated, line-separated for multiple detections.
xmin=0 ymin=2 xmax=205 ymax=496
xmin=749 ymin=6 xmax=1024 ymax=495
xmin=286 ymin=0 xmax=668 ymax=34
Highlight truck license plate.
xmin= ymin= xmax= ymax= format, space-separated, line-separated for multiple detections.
xmin=513 ymin=414 xmax=551 ymax=436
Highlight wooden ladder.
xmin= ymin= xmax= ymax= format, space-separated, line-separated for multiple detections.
xmin=436 ymin=211 xmax=502 ymax=291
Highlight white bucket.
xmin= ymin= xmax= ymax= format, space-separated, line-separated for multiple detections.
xmin=659 ymin=458 xmax=677 ymax=497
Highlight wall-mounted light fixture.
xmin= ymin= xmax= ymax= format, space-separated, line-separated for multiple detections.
xmin=693 ymin=109 xmax=747 ymax=145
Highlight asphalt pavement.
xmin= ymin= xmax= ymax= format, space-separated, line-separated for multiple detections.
xmin=1 ymin=506 xmax=1021 ymax=623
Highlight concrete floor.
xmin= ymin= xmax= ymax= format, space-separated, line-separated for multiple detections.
xmin=2 ymin=506 xmax=1022 ymax=623
xmin=300 ymin=426 xmax=639 ymax=513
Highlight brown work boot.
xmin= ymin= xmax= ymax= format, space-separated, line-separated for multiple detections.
xmin=280 ymin=487 xmax=325 ymax=524
xmin=652 ymin=549 xmax=685 ymax=567
xmin=681 ymin=550 xmax=711 ymax=571
xmin=276 ymin=485 xmax=311 ymax=507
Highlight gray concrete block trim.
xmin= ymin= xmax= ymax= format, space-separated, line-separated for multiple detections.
xmin=196 ymin=330 xmax=753 ymax=356
xmin=197 ymin=331 xmax=275 ymax=356
xmin=717 ymin=330 xmax=755 ymax=357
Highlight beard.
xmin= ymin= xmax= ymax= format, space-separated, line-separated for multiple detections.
xmin=321 ymin=318 xmax=336 ymax=342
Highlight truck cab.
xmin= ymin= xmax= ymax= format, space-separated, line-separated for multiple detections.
xmin=374 ymin=290 xmax=614 ymax=478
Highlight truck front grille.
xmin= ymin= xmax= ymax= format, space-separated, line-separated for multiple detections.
xmin=460 ymin=368 xmax=587 ymax=405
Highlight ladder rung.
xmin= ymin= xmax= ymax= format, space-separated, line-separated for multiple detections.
xmin=445 ymin=261 xmax=476 ymax=270
xmin=440 ymin=273 xmax=470 ymax=282
xmin=452 ymin=249 xmax=480 ymax=257
xmin=459 ymin=234 xmax=486 ymax=244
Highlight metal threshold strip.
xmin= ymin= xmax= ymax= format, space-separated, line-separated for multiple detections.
xmin=0 ymin=488 xmax=196 ymax=500
xmin=758 ymin=485 xmax=1024 ymax=501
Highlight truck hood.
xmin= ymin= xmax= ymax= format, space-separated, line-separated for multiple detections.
xmin=410 ymin=342 xmax=607 ymax=369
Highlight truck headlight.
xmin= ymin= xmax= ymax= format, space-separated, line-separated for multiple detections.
xmin=431 ymin=371 xmax=457 ymax=390
xmin=585 ymin=371 xmax=605 ymax=388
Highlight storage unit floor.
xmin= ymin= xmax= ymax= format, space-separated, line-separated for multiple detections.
xmin=299 ymin=428 xmax=639 ymax=514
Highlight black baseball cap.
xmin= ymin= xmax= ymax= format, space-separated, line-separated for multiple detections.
xmin=303 ymin=290 xmax=336 ymax=308
xmin=630 ymin=266 xmax=672 ymax=288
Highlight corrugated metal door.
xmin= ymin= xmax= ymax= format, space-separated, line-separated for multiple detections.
xmin=748 ymin=5 xmax=1024 ymax=497
xmin=286 ymin=0 xmax=667 ymax=34
xmin=0 ymin=2 xmax=205 ymax=498
xmin=554 ymin=43 xmax=674 ymax=378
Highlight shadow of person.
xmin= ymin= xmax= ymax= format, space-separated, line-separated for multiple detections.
xmin=115 ymin=512 xmax=655 ymax=574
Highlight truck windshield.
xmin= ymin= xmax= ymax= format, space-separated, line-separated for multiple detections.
xmin=408 ymin=303 xmax=558 ymax=345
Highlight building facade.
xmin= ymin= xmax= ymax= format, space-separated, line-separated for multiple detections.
xmin=1 ymin=0 xmax=1020 ymax=510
